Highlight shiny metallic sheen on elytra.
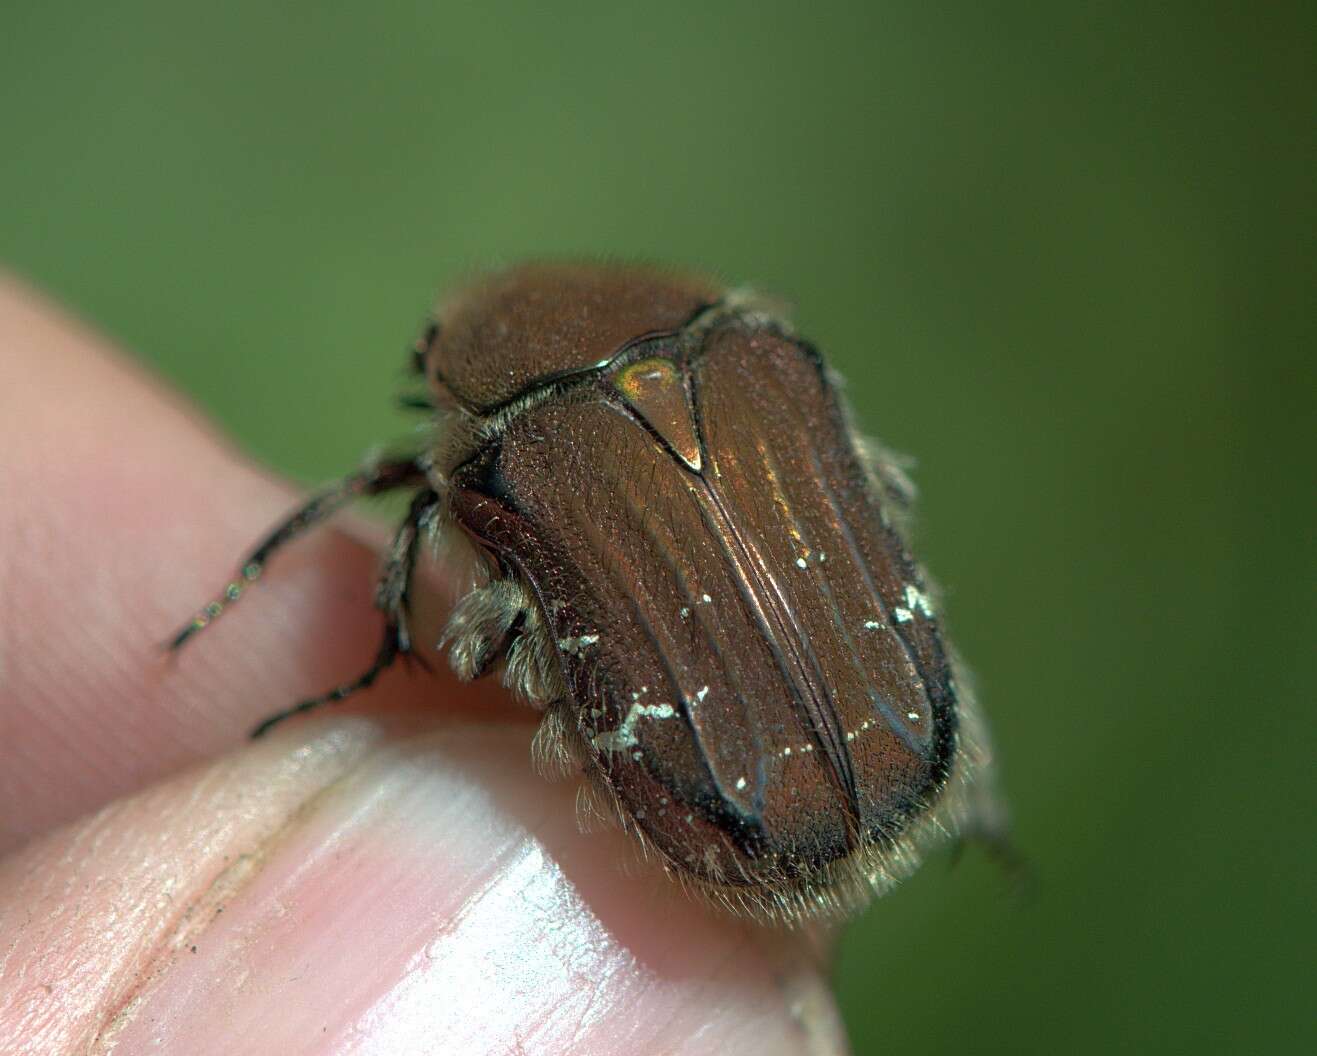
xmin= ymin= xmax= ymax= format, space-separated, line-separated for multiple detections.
xmin=177 ymin=261 xmax=997 ymax=923
xmin=424 ymin=264 xmax=995 ymax=921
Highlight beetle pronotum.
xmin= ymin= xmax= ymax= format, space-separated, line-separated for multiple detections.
xmin=174 ymin=262 xmax=1002 ymax=923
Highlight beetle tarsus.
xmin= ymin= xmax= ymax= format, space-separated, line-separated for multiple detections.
xmin=250 ymin=632 xmax=400 ymax=738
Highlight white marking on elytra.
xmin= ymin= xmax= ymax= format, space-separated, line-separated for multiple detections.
xmin=842 ymin=718 xmax=875 ymax=745
xmin=907 ymin=711 xmax=921 ymax=721
xmin=796 ymin=557 xmax=808 ymax=569
xmin=556 ymin=633 xmax=599 ymax=655
xmin=690 ymin=685 xmax=709 ymax=708
xmin=903 ymin=584 xmax=935 ymax=618
xmin=779 ymin=738 xmax=823 ymax=758
xmin=893 ymin=607 xmax=914 ymax=623
xmin=701 ymin=593 xmax=712 ymax=604
xmin=679 ymin=606 xmax=691 ymax=620
xmin=735 ymin=776 xmax=748 ymax=791
xmin=592 ymin=700 xmax=677 ymax=752
xmin=863 ymin=619 xmax=883 ymax=630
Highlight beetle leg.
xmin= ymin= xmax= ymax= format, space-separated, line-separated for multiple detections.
xmin=249 ymin=487 xmax=439 ymax=738
xmin=855 ymin=436 xmax=917 ymax=510
xmin=441 ymin=578 xmax=530 ymax=682
xmin=945 ymin=775 xmax=1035 ymax=900
xmin=169 ymin=457 xmax=427 ymax=651
xmin=441 ymin=577 xmax=565 ymax=707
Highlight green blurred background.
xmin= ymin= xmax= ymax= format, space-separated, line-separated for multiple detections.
xmin=3 ymin=2 xmax=1311 ymax=1052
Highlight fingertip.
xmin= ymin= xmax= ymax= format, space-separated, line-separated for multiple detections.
xmin=0 ymin=276 xmax=509 ymax=851
xmin=0 ymin=719 xmax=848 ymax=1055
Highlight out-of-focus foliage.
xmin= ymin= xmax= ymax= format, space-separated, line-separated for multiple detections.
xmin=2 ymin=3 xmax=1309 ymax=1052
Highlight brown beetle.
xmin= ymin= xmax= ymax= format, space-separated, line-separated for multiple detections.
xmin=174 ymin=262 xmax=1000 ymax=922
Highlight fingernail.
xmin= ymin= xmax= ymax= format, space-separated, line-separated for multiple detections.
xmin=0 ymin=718 xmax=385 ymax=1054
xmin=3 ymin=721 xmax=850 ymax=1055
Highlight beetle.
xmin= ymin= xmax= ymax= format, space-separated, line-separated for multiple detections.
xmin=173 ymin=262 xmax=1000 ymax=922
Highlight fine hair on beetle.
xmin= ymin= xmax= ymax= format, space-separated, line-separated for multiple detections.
xmin=172 ymin=261 xmax=1005 ymax=925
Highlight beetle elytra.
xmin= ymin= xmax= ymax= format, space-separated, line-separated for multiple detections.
xmin=174 ymin=262 xmax=1001 ymax=923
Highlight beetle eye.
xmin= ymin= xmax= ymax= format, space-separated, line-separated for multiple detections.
xmin=412 ymin=320 xmax=440 ymax=375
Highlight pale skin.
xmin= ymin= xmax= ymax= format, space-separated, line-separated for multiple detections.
xmin=0 ymin=278 xmax=849 ymax=1056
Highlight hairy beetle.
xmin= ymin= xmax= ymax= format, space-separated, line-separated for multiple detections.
xmin=174 ymin=262 xmax=1000 ymax=922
